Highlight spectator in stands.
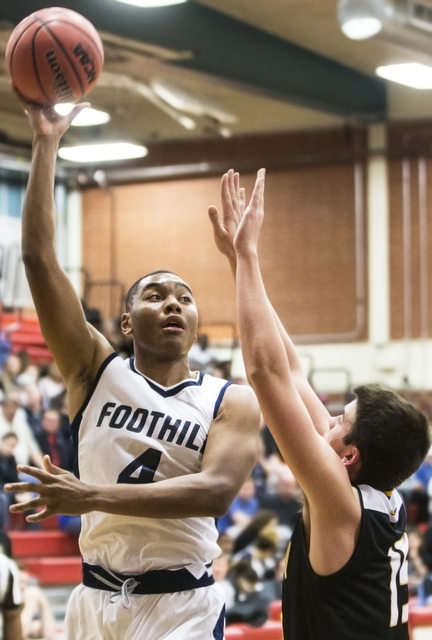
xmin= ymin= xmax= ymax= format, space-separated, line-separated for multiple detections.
xmin=233 ymin=509 xmax=279 ymax=555
xmin=34 ymin=409 xmax=74 ymax=473
xmin=0 ymin=395 xmax=44 ymax=469
xmin=38 ymin=363 xmax=64 ymax=411
xmin=19 ymin=569 xmax=56 ymax=640
xmin=0 ymin=355 xmax=22 ymax=398
xmin=188 ymin=333 xmax=221 ymax=374
xmin=407 ymin=525 xmax=428 ymax=597
xmin=217 ymin=477 xmax=259 ymax=536
xmin=259 ymin=467 xmax=301 ymax=543
xmin=49 ymin=390 xmax=72 ymax=441
xmin=408 ymin=447 xmax=432 ymax=523
xmin=0 ymin=332 xmax=11 ymax=379
xmin=22 ymin=384 xmax=43 ymax=437
xmin=234 ymin=534 xmax=278 ymax=581
xmin=0 ymin=433 xmax=20 ymax=529
xmin=225 ymin=562 xmax=269 ymax=628
xmin=0 ymin=550 xmax=22 ymax=639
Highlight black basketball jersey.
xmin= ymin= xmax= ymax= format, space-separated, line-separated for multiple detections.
xmin=283 ymin=485 xmax=409 ymax=640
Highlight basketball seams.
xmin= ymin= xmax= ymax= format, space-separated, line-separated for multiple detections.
xmin=43 ymin=20 xmax=104 ymax=66
xmin=32 ymin=22 xmax=53 ymax=105
xmin=40 ymin=23 xmax=85 ymax=98
xmin=7 ymin=17 xmax=49 ymax=104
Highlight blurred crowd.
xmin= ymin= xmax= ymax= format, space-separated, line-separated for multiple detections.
xmin=2 ymin=326 xmax=432 ymax=635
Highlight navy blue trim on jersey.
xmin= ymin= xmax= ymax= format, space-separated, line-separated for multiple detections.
xmin=70 ymin=352 xmax=118 ymax=478
xmin=213 ymin=606 xmax=226 ymax=639
xmin=83 ymin=561 xmax=214 ymax=594
xmin=213 ymin=381 xmax=232 ymax=419
xmin=129 ymin=357 xmax=205 ymax=397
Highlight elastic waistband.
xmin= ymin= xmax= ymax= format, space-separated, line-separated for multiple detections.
xmin=82 ymin=561 xmax=214 ymax=595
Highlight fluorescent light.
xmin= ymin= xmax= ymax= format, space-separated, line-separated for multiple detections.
xmin=58 ymin=143 xmax=148 ymax=163
xmin=341 ymin=17 xmax=382 ymax=39
xmin=337 ymin=0 xmax=387 ymax=40
xmin=54 ymin=105 xmax=110 ymax=126
xmin=115 ymin=0 xmax=187 ymax=6
xmin=376 ymin=63 xmax=432 ymax=89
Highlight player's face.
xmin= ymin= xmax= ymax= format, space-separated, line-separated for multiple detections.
xmin=324 ymin=399 xmax=357 ymax=457
xmin=127 ymin=273 xmax=198 ymax=359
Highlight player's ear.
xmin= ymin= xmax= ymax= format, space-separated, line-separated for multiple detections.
xmin=121 ymin=312 xmax=133 ymax=336
xmin=342 ymin=446 xmax=361 ymax=470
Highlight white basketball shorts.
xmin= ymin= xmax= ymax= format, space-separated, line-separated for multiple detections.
xmin=64 ymin=582 xmax=226 ymax=640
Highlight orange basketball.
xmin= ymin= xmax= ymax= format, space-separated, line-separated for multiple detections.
xmin=5 ymin=7 xmax=104 ymax=105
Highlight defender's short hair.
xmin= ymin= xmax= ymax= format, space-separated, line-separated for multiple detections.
xmin=344 ymin=384 xmax=430 ymax=491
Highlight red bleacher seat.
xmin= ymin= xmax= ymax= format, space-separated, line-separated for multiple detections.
xmin=409 ymin=605 xmax=432 ymax=629
xmin=22 ymin=556 xmax=82 ymax=585
xmin=225 ymin=622 xmax=282 ymax=640
xmin=9 ymin=531 xmax=79 ymax=558
xmin=269 ymin=600 xmax=282 ymax=621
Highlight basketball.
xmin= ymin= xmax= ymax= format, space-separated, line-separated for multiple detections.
xmin=5 ymin=7 xmax=104 ymax=105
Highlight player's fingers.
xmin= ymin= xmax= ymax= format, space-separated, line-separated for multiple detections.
xmin=26 ymin=508 xmax=52 ymax=523
xmin=4 ymin=482 xmax=40 ymax=494
xmin=16 ymin=464 xmax=48 ymax=481
xmin=43 ymin=455 xmax=64 ymax=476
xmin=9 ymin=498 xmax=42 ymax=512
xmin=69 ymin=101 xmax=91 ymax=121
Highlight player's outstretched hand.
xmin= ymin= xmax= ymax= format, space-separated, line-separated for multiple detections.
xmin=208 ymin=168 xmax=246 ymax=266
xmin=23 ymin=100 xmax=91 ymax=141
xmin=4 ymin=455 xmax=92 ymax=523
xmin=233 ymin=168 xmax=266 ymax=257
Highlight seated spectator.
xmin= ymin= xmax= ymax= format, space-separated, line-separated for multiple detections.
xmin=22 ymin=384 xmax=43 ymax=436
xmin=225 ymin=562 xmax=269 ymax=628
xmin=0 ymin=433 xmax=20 ymax=529
xmin=0 ymin=355 xmax=22 ymax=398
xmin=49 ymin=390 xmax=72 ymax=440
xmin=0 ymin=394 xmax=44 ymax=469
xmin=19 ymin=569 xmax=56 ymax=640
xmin=188 ymin=333 xmax=221 ymax=374
xmin=407 ymin=525 xmax=428 ymax=597
xmin=259 ymin=467 xmax=301 ymax=544
xmin=233 ymin=509 xmax=279 ymax=555
xmin=217 ymin=477 xmax=259 ymax=537
xmin=38 ymin=363 xmax=64 ymax=411
xmin=35 ymin=409 xmax=74 ymax=472
xmin=234 ymin=534 xmax=278 ymax=581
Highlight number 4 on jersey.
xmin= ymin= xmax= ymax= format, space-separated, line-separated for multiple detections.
xmin=117 ymin=448 xmax=162 ymax=484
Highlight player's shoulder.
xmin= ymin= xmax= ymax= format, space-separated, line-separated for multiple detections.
xmin=218 ymin=381 xmax=259 ymax=415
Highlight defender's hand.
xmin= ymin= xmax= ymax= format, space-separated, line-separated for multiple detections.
xmin=208 ymin=168 xmax=245 ymax=265
xmin=233 ymin=168 xmax=266 ymax=256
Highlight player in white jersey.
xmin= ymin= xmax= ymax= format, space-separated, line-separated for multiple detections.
xmin=6 ymin=103 xmax=260 ymax=640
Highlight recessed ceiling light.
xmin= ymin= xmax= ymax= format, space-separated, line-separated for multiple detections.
xmin=54 ymin=105 xmax=110 ymax=126
xmin=376 ymin=63 xmax=432 ymax=89
xmin=115 ymin=0 xmax=187 ymax=7
xmin=58 ymin=143 xmax=148 ymax=163
xmin=337 ymin=0 xmax=387 ymax=40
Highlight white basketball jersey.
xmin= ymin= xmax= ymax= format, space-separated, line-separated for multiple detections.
xmin=71 ymin=353 xmax=231 ymax=577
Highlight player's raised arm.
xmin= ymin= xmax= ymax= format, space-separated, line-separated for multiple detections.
xmin=208 ymin=169 xmax=330 ymax=435
xmin=21 ymin=103 xmax=113 ymax=411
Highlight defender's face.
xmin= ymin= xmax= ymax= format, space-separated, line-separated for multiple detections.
xmin=324 ymin=399 xmax=357 ymax=457
xmin=126 ymin=273 xmax=198 ymax=358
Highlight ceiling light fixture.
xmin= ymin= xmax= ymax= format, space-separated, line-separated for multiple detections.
xmin=114 ymin=0 xmax=187 ymax=7
xmin=54 ymin=105 xmax=110 ymax=126
xmin=337 ymin=0 xmax=389 ymax=40
xmin=58 ymin=143 xmax=148 ymax=163
xmin=376 ymin=63 xmax=432 ymax=89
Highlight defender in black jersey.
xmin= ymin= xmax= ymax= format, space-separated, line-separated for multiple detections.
xmin=209 ymin=168 xmax=431 ymax=640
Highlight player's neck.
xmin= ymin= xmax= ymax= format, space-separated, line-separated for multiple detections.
xmin=133 ymin=354 xmax=195 ymax=388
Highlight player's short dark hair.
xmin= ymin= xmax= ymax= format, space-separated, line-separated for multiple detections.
xmin=344 ymin=384 xmax=431 ymax=491
xmin=125 ymin=270 xmax=179 ymax=312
